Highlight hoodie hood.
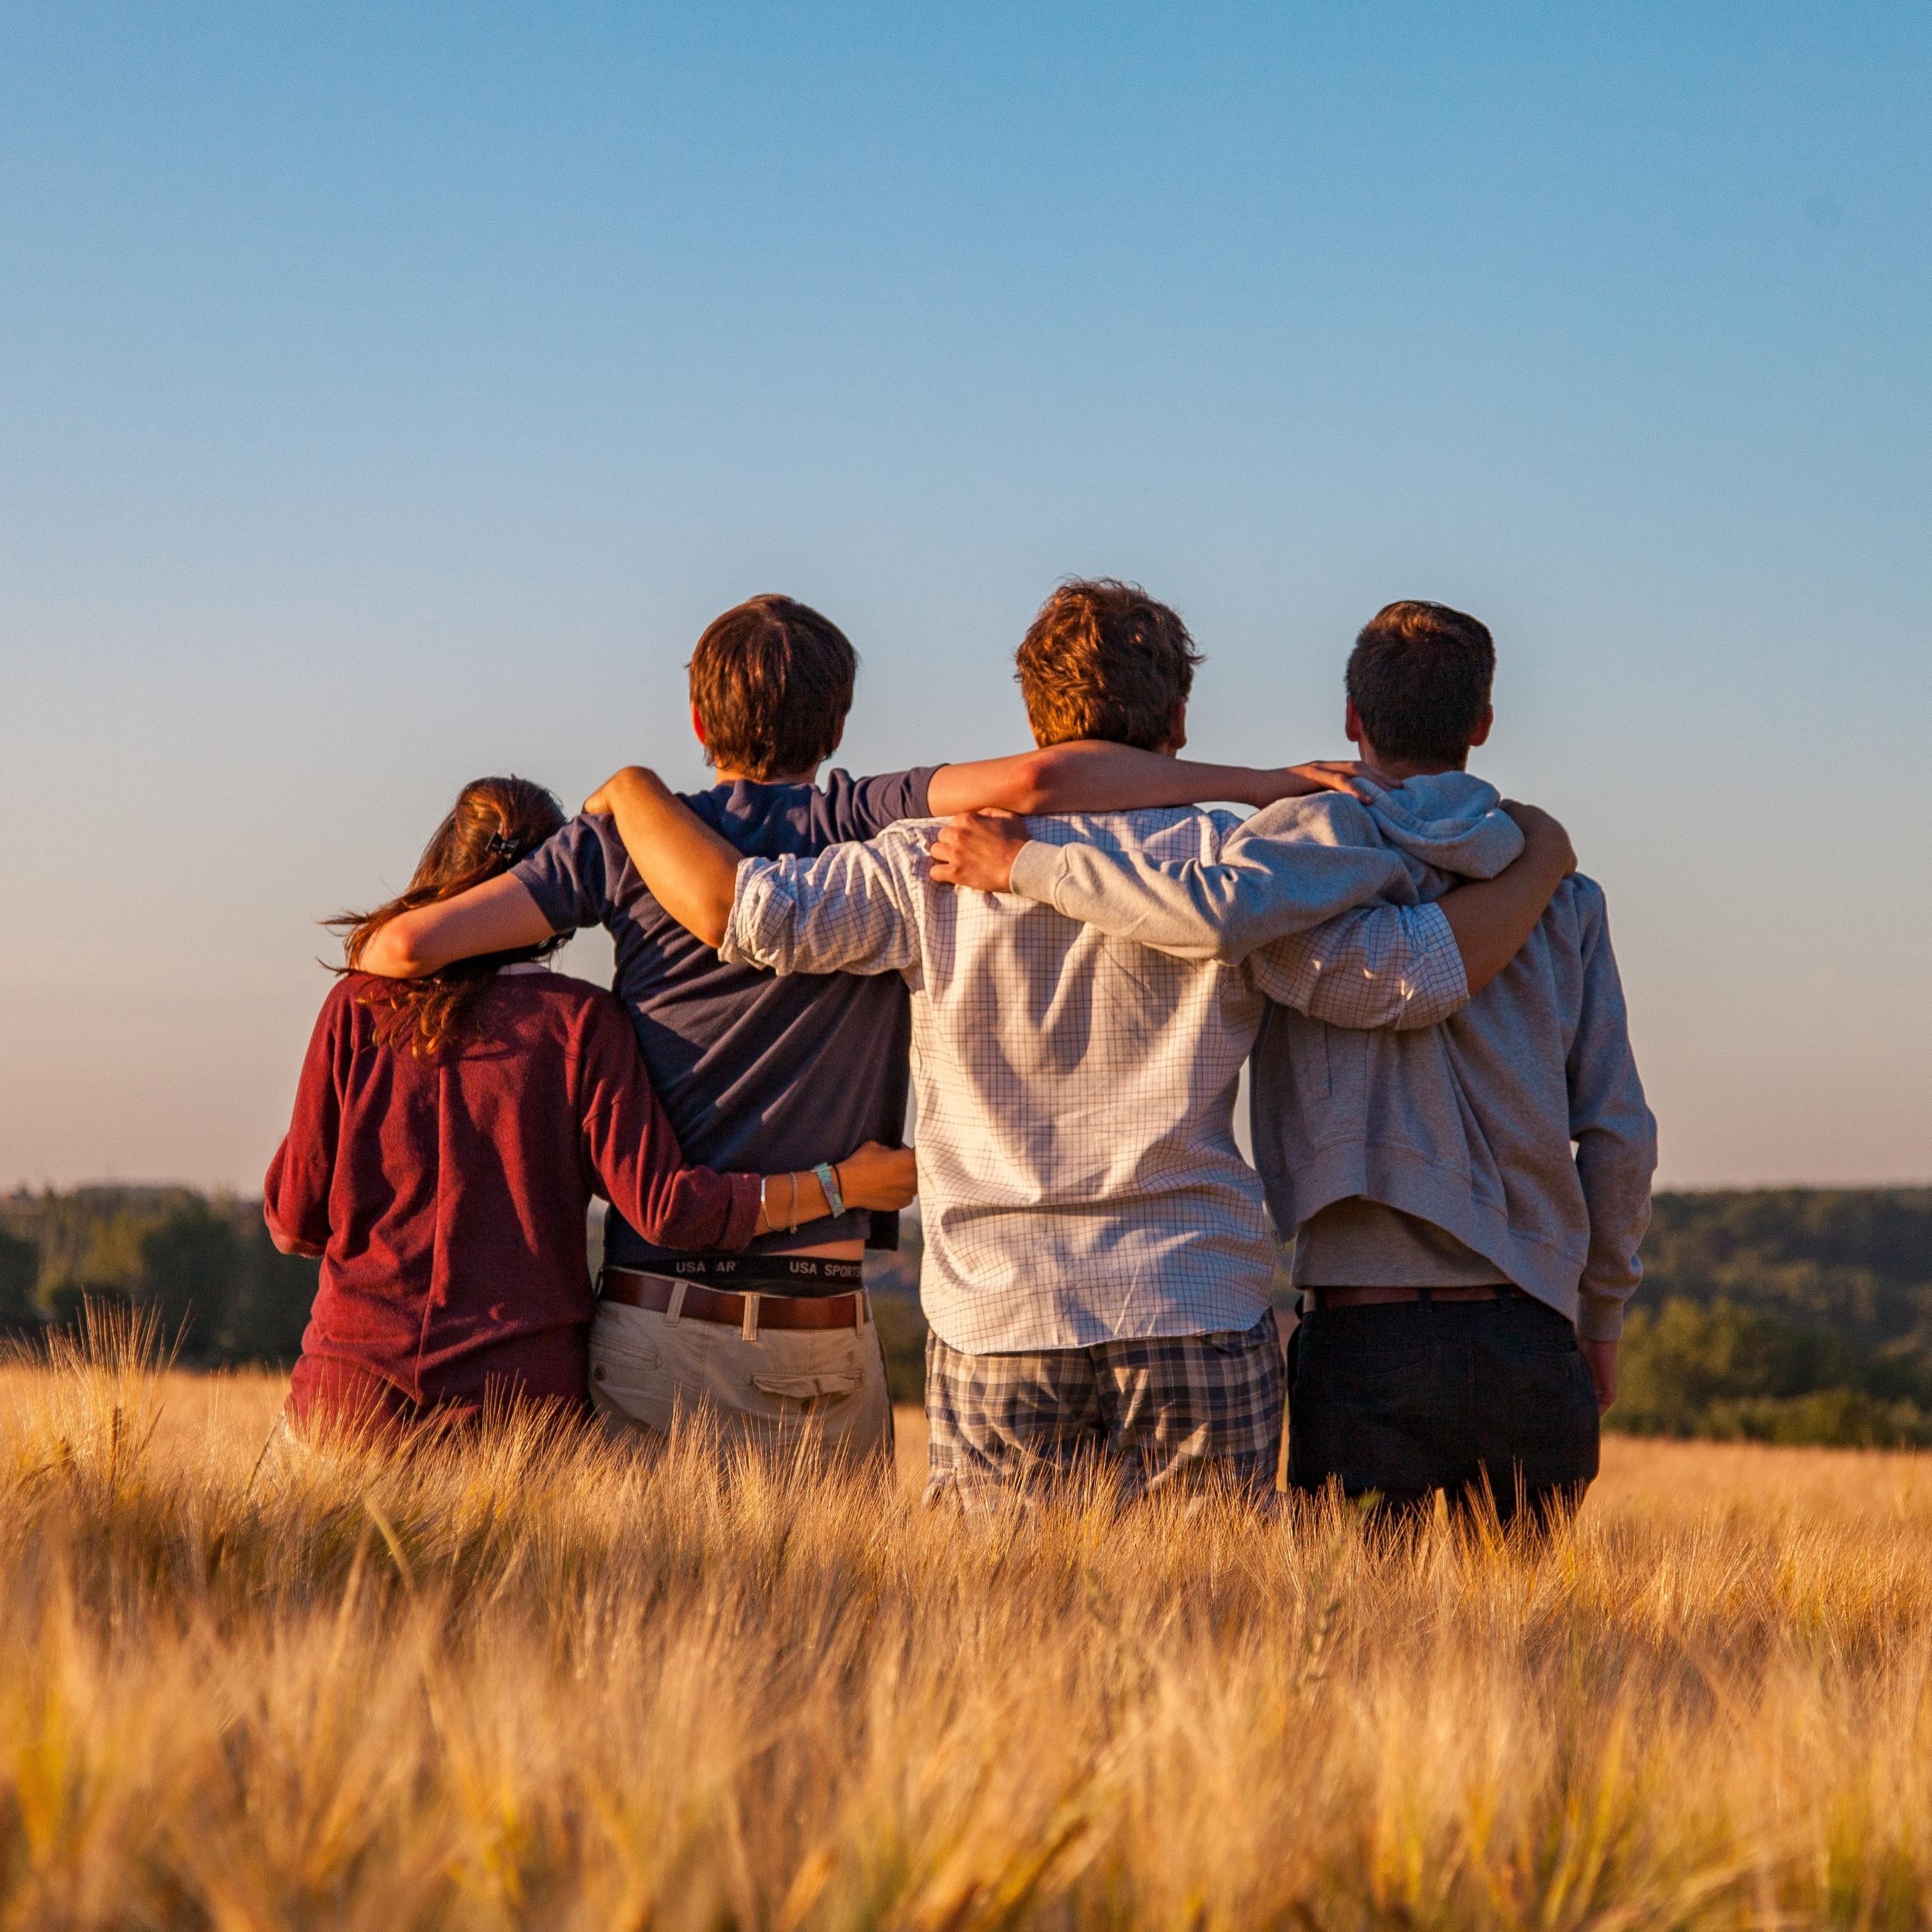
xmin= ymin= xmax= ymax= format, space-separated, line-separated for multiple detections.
xmin=1361 ymin=771 xmax=1522 ymax=882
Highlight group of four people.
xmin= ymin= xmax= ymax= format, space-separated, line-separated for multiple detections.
xmin=267 ymin=580 xmax=1655 ymax=1523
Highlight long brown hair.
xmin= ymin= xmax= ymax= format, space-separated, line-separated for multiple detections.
xmin=333 ymin=776 xmax=567 ymax=1059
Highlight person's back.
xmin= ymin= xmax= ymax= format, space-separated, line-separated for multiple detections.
xmin=713 ymin=581 xmax=1478 ymax=1507
xmin=731 ymin=803 xmax=1281 ymax=1350
xmin=512 ymin=764 xmax=931 ymax=1268
xmin=263 ymin=776 xmax=766 ymax=1432
xmin=1253 ymin=769 xmax=1650 ymax=1333
xmin=959 ymin=599 xmax=1657 ymax=1527
xmin=268 ymin=965 xmax=761 ymax=1426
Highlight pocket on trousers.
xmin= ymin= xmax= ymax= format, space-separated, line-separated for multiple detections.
xmin=1493 ymin=1347 xmax=1601 ymax=1488
xmin=750 ymin=1369 xmax=863 ymax=1405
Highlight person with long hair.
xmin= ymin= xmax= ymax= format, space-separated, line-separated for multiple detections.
xmin=265 ymin=775 xmax=916 ymax=1438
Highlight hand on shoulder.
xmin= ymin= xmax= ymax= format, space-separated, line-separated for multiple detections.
xmin=583 ymin=766 xmax=667 ymax=818
xmin=1499 ymin=801 xmax=1578 ymax=880
xmin=1250 ymin=760 xmax=1374 ymax=807
xmin=928 ymin=810 xmax=1028 ymax=893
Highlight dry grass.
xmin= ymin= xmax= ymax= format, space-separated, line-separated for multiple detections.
xmin=4 ymin=1320 xmax=1932 ymax=1930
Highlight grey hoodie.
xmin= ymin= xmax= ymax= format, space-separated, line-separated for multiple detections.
xmin=1006 ymin=773 xmax=1658 ymax=1340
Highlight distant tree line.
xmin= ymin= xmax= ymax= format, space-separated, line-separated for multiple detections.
xmin=1614 ymin=1189 xmax=1932 ymax=1448
xmin=0 ymin=1187 xmax=317 ymax=1365
xmin=4 ymin=1186 xmax=1930 ymax=1447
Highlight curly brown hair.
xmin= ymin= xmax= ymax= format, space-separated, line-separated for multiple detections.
xmin=1013 ymin=580 xmax=1202 ymax=752
xmin=333 ymin=776 xmax=567 ymax=1059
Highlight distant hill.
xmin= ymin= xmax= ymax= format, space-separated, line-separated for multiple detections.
xmin=5 ymin=1185 xmax=1930 ymax=1447
xmin=1616 ymin=1189 xmax=1932 ymax=1446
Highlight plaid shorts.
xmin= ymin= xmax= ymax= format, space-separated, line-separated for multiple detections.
xmin=924 ymin=1309 xmax=1285 ymax=1509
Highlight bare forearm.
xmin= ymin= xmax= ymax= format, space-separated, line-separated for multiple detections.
xmin=1013 ymin=743 xmax=1275 ymax=812
xmin=927 ymin=742 xmax=1347 ymax=817
xmin=591 ymin=769 xmax=741 ymax=947
xmin=752 ymin=1168 xmax=829 ymax=1236
xmin=357 ymin=874 xmax=552 ymax=977
xmin=1437 ymin=830 xmax=1573 ymax=992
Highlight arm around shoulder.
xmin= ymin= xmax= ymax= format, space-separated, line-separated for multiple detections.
xmin=977 ymin=795 xmax=1410 ymax=965
xmin=926 ymin=742 xmax=1372 ymax=817
xmin=357 ymin=873 xmax=555 ymax=978
xmin=722 ymin=831 xmax=923 ymax=978
xmin=584 ymin=767 xmax=740 ymax=948
xmin=1431 ymin=803 xmax=1575 ymax=995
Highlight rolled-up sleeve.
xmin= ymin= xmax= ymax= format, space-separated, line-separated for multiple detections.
xmin=720 ymin=836 xmax=922 ymax=979
xmin=1250 ymin=900 xmax=1469 ymax=1031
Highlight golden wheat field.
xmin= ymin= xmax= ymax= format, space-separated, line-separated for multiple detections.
xmin=5 ymin=1325 xmax=1932 ymax=1931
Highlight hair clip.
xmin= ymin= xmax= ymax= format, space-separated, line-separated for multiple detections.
xmin=485 ymin=832 xmax=527 ymax=863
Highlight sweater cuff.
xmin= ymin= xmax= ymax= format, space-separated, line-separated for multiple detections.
xmin=1006 ymin=839 xmax=1062 ymax=907
xmin=1576 ymin=1291 xmax=1626 ymax=1343
xmin=718 ymin=1173 xmax=766 ymax=1251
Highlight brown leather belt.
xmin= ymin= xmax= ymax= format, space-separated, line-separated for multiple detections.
xmin=1304 ymin=1284 xmax=1524 ymax=1309
xmin=599 ymin=1266 xmax=870 ymax=1333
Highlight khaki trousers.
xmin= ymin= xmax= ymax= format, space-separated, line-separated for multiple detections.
xmin=589 ymin=1287 xmax=894 ymax=1465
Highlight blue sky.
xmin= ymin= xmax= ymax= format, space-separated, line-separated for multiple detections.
xmin=3 ymin=3 xmax=1927 ymax=1191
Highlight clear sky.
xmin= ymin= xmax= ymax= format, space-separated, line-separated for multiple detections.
xmin=3 ymin=3 xmax=1927 ymax=1195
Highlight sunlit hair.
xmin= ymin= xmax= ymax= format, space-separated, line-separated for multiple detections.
xmin=331 ymin=776 xmax=567 ymax=1060
xmin=1014 ymin=579 xmax=1202 ymax=752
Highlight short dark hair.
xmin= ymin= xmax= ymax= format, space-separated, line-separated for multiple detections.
xmin=1345 ymin=601 xmax=1495 ymax=766
xmin=1014 ymin=580 xmax=1202 ymax=751
xmin=687 ymin=595 xmax=858 ymax=780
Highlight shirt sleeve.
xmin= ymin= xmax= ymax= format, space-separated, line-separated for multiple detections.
xmin=262 ymin=987 xmax=347 ymax=1258
xmin=1004 ymin=794 xmax=1420 ymax=963
xmin=1563 ymin=881 xmax=1659 ymax=1341
xmin=1246 ymin=900 xmax=1470 ymax=1030
xmin=575 ymin=999 xmax=763 ymax=1252
xmin=720 ymin=832 xmax=924 ymax=978
xmin=824 ymin=766 xmax=941 ymax=841
xmin=512 ymin=815 xmax=621 ymax=936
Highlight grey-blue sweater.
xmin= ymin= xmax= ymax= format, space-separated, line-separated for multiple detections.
xmin=1005 ymin=773 xmax=1658 ymax=1340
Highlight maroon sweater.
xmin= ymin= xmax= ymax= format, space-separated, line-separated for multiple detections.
xmin=265 ymin=967 xmax=762 ymax=1422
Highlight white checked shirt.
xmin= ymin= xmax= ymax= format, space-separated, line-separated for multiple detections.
xmin=722 ymin=807 xmax=1466 ymax=1354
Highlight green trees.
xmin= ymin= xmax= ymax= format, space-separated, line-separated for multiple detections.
xmin=1615 ymin=1190 xmax=1932 ymax=1447
xmin=0 ymin=1228 xmax=40 ymax=1330
xmin=0 ymin=1188 xmax=318 ymax=1365
xmin=3 ymin=1184 xmax=1928 ymax=1448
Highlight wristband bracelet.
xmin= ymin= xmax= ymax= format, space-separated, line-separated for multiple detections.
xmin=814 ymin=1161 xmax=846 ymax=1220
